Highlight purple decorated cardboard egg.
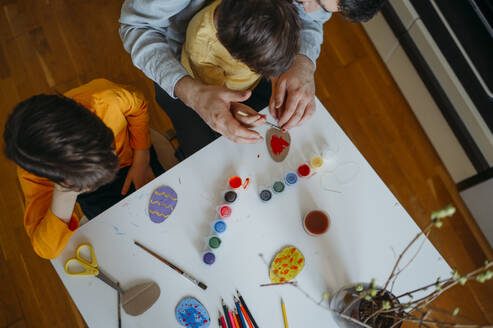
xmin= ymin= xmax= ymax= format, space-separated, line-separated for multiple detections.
xmin=148 ymin=186 xmax=178 ymax=223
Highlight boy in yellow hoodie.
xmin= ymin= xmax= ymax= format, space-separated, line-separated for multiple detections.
xmin=3 ymin=79 xmax=164 ymax=259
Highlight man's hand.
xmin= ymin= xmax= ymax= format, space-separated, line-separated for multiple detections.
xmin=121 ymin=149 xmax=155 ymax=195
xmin=269 ymin=55 xmax=317 ymax=130
xmin=231 ymin=102 xmax=267 ymax=128
xmin=175 ymin=77 xmax=264 ymax=144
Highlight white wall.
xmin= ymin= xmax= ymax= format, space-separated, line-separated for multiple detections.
xmin=460 ymin=179 xmax=493 ymax=248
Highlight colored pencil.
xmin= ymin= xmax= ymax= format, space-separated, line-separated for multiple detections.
xmin=234 ymin=297 xmax=247 ymax=328
xmin=222 ymin=298 xmax=232 ymax=328
xmin=240 ymin=304 xmax=253 ymax=328
xmin=117 ymin=282 xmax=121 ymax=328
xmin=233 ymin=309 xmax=242 ymax=328
xmin=236 ymin=290 xmax=258 ymax=328
xmin=134 ymin=241 xmax=207 ymax=290
xmin=281 ymin=298 xmax=289 ymax=328
xmin=219 ymin=311 xmax=227 ymax=328
xmin=229 ymin=311 xmax=237 ymax=328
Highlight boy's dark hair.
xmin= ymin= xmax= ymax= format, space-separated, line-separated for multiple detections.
xmin=4 ymin=94 xmax=119 ymax=192
xmin=216 ymin=0 xmax=301 ymax=78
xmin=338 ymin=0 xmax=386 ymax=22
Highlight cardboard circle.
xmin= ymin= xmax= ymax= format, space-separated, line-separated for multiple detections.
xmin=121 ymin=281 xmax=161 ymax=316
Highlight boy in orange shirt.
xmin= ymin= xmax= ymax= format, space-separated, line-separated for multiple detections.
xmin=3 ymin=79 xmax=164 ymax=259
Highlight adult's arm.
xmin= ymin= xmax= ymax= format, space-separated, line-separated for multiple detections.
xmin=119 ymin=0 xmax=196 ymax=98
xmin=119 ymin=0 xmax=264 ymax=143
xmin=270 ymin=6 xmax=332 ymax=130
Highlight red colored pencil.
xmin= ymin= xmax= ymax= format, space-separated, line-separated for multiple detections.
xmin=219 ymin=311 xmax=227 ymax=328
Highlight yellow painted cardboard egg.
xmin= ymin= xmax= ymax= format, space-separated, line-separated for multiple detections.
xmin=269 ymin=246 xmax=305 ymax=283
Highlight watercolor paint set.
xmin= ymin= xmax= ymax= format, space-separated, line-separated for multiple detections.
xmin=202 ymin=176 xmax=247 ymax=265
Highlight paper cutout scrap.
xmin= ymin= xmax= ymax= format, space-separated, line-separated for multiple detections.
xmin=122 ymin=281 xmax=161 ymax=316
xmin=148 ymin=186 xmax=178 ymax=223
xmin=266 ymin=128 xmax=291 ymax=162
xmin=269 ymin=246 xmax=305 ymax=283
xmin=175 ymin=297 xmax=210 ymax=328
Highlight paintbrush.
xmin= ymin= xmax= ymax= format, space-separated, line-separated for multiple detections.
xmin=134 ymin=241 xmax=207 ymax=290
xmin=236 ymin=110 xmax=282 ymax=130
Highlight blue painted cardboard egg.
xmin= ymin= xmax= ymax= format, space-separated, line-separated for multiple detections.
xmin=148 ymin=186 xmax=178 ymax=223
xmin=175 ymin=297 xmax=210 ymax=328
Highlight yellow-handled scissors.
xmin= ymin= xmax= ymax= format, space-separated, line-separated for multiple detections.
xmin=65 ymin=243 xmax=123 ymax=293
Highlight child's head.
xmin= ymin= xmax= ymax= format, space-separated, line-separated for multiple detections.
xmin=216 ymin=0 xmax=301 ymax=79
xmin=4 ymin=94 xmax=119 ymax=192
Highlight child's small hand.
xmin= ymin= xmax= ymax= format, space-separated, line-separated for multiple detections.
xmin=231 ymin=103 xmax=266 ymax=128
xmin=122 ymin=149 xmax=155 ymax=195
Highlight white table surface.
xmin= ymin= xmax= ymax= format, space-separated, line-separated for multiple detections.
xmin=52 ymin=99 xmax=451 ymax=328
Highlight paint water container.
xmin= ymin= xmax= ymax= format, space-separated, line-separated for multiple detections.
xmin=223 ymin=190 xmax=238 ymax=204
xmin=217 ymin=204 xmax=233 ymax=219
xmin=202 ymin=251 xmax=216 ymax=265
xmin=258 ymin=185 xmax=273 ymax=202
xmin=303 ymin=210 xmax=330 ymax=236
xmin=212 ymin=220 xmax=227 ymax=234
xmin=285 ymin=171 xmax=298 ymax=186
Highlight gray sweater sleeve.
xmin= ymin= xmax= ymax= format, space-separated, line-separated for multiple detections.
xmin=119 ymin=0 xmax=194 ymax=98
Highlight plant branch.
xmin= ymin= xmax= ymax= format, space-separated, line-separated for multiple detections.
xmin=381 ymin=222 xmax=434 ymax=293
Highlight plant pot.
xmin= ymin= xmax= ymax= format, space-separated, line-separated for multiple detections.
xmin=329 ymin=284 xmax=404 ymax=328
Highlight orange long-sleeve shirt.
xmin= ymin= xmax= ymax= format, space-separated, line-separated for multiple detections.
xmin=17 ymin=79 xmax=151 ymax=259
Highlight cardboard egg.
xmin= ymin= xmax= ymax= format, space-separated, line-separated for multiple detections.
xmin=148 ymin=186 xmax=178 ymax=223
xmin=266 ymin=128 xmax=291 ymax=162
xmin=175 ymin=297 xmax=210 ymax=328
xmin=269 ymin=246 xmax=305 ymax=283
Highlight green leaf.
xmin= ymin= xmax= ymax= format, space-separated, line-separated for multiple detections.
xmin=370 ymin=288 xmax=378 ymax=297
xmin=382 ymin=301 xmax=391 ymax=311
xmin=355 ymin=284 xmax=364 ymax=292
xmin=452 ymin=307 xmax=460 ymax=316
xmin=459 ymin=277 xmax=467 ymax=285
xmin=431 ymin=205 xmax=456 ymax=220
xmin=452 ymin=270 xmax=461 ymax=281
xmin=370 ymin=278 xmax=376 ymax=289
xmin=364 ymin=295 xmax=372 ymax=301
xmin=434 ymin=220 xmax=443 ymax=228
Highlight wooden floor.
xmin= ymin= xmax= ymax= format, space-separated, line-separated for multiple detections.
xmin=0 ymin=1 xmax=491 ymax=327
